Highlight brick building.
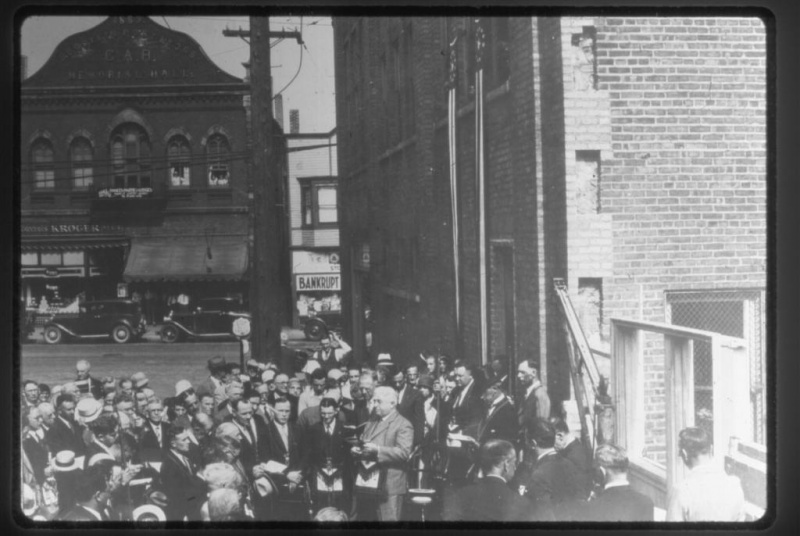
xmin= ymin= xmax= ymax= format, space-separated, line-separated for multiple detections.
xmin=333 ymin=14 xmax=766 ymax=447
xmin=20 ymin=16 xmax=289 ymax=326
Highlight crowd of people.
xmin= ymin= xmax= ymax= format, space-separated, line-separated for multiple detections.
xmin=20 ymin=334 xmax=746 ymax=523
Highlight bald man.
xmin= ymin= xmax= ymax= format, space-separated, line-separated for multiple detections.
xmin=352 ymin=386 xmax=414 ymax=521
xmin=75 ymin=359 xmax=104 ymax=400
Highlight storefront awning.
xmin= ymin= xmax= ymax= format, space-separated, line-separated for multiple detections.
xmin=21 ymin=236 xmax=130 ymax=251
xmin=123 ymin=237 xmax=248 ymax=282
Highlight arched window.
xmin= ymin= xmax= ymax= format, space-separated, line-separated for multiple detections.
xmin=70 ymin=137 xmax=93 ymax=189
xmin=109 ymin=124 xmax=151 ymax=189
xmin=31 ymin=139 xmax=55 ymax=189
xmin=167 ymin=136 xmax=191 ymax=187
xmin=206 ymin=134 xmax=230 ymax=187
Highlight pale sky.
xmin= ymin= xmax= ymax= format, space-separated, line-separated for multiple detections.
xmin=19 ymin=15 xmax=337 ymax=133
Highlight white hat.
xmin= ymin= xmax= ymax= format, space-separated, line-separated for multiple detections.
xmin=22 ymin=484 xmax=38 ymax=516
xmin=261 ymin=369 xmax=276 ymax=383
xmin=302 ymin=359 xmax=321 ymax=374
xmin=75 ymin=397 xmax=103 ymax=423
xmin=175 ymin=380 xmax=194 ymax=397
xmin=327 ymin=369 xmax=345 ymax=381
xmin=132 ymin=504 xmax=166 ymax=523
xmin=130 ymin=372 xmax=149 ymax=389
xmin=52 ymin=450 xmax=82 ymax=473
xmin=377 ymin=353 xmax=393 ymax=364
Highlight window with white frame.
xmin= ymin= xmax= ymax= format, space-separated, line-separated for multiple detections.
xmin=206 ymin=134 xmax=230 ymax=187
xmin=70 ymin=137 xmax=93 ymax=189
xmin=110 ymin=124 xmax=151 ymax=189
xmin=31 ymin=139 xmax=55 ymax=189
xmin=168 ymin=136 xmax=191 ymax=187
xmin=301 ymin=180 xmax=338 ymax=228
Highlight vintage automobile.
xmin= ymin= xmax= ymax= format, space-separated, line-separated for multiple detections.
xmin=159 ymin=297 xmax=251 ymax=343
xmin=301 ymin=308 xmax=343 ymax=341
xmin=42 ymin=300 xmax=147 ymax=344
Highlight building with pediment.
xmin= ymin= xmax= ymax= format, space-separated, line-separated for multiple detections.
xmin=20 ymin=16 xmax=290 ymax=326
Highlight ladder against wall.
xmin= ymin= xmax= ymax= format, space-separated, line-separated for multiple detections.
xmin=610 ymin=318 xmax=765 ymax=519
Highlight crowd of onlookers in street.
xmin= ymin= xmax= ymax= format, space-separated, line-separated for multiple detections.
xmin=20 ymin=334 xmax=746 ymax=523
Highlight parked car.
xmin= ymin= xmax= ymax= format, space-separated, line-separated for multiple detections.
xmin=159 ymin=297 xmax=250 ymax=343
xmin=301 ymin=309 xmax=343 ymax=341
xmin=42 ymin=300 xmax=146 ymax=344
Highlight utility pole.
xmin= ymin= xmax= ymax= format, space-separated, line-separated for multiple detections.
xmin=234 ymin=17 xmax=302 ymax=363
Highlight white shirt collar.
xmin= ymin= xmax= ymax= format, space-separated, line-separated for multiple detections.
xmin=81 ymin=505 xmax=104 ymax=521
xmin=93 ymin=438 xmax=114 ymax=456
xmin=485 ymin=473 xmax=507 ymax=484
xmin=525 ymin=379 xmax=542 ymax=398
xmin=604 ymin=479 xmax=630 ymax=490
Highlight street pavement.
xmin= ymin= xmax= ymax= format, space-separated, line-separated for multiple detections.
xmin=20 ymin=325 xmax=320 ymax=400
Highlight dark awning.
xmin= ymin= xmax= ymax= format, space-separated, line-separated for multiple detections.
xmin=123 ymin=237 xmax=248 ymax=282
xmin=21 ymin=236 xmax=130 ymax=251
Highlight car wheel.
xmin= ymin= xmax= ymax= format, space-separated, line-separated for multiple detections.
xmin=111 ymin=324 xmax=132 ymax=344
xmin=304 ymin=320 xmax=327 ymax=341
xmin=161 ymin=325 xmax=180 ymax=343
xmin=43 ymin=326 xmax=62 ymax=344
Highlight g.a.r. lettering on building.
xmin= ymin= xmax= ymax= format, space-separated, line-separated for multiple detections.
xmin=67 ymin=68 xmax=195 ymax=81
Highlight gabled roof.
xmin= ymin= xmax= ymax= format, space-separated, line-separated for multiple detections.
xmin=23 ymin=16 xmax=245 ymax=90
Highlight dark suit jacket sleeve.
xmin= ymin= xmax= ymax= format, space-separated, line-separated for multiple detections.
xmin=411 ymin=393 xmax=426 ymax=443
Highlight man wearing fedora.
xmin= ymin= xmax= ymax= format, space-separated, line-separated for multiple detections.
xmin=159 ymin=423 xmax=206 ymax=521
xmin=48 ymin=394 xmax=86 ymax=457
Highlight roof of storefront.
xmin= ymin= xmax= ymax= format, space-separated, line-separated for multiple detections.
xmin=123 ymin=237 xmax=248 ymax=282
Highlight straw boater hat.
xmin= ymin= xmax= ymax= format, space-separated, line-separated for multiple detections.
xmin=261 ymin=369 xmax=276 ymax=383
xmin=75 ymin=397 xmax=103 ymax=424
xmin=376 ymin=353 xmax=393 ymax=365
xmin=327 ymin=369 xmax=345 ymax=381
xmin=130 ymin=372 xmax=149 ymax=389
xmin=302 ymin=359 xmax=321 ymax=375
xmin=52 ymin=450 xmax=82 ymax=473
xmin=22 ymin=484 xmax=38 ymax=516
xmin=132 ymin=504 xmax=167 ymax=523
xmin=87 ymin=453 xmax=116 ymax=467
xmin=175 ymin=380 xmax=194 ymax=398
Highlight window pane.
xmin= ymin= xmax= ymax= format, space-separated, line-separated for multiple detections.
xmin=73 ymin=167 xmax=93 ymax=189
xmin=317 ymin=187 xmax=338 ymax=223
xmin=63 ymin=251 xmax=84 ymax=266
xmin=112 ymin=139 xmax=124 ymax=168
xmin=319 ymin=207 xmax=338 ymax=223
xmin=171 ymin=164 xmax=190 ymax=187
xmin=21 ymin=253 xmax=38 ymax=266
xmin=40 ymin=253 xmax=61 ymax=265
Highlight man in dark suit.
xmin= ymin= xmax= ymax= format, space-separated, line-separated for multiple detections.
xmin=139 ymin=400 xmax=170 ymax=463
xmin=392 ymin=367 xmax=425 ymax=445
xmin=57 ymin=462 xmax=119 ymax=521
xmin=488 ymin=355 xmax=511 ymax=393
xmin=552 ymin=417 xmax=593 ymax=500
xmin=577 ymin=444 xmax=654 ymax=521
xmin=513 ymin=419 xmax=583 ymax=521
xmin=269 ymin=373 xmax=299 ymax=422
xmin=449 ymin=363 xmax=483 ymax=435
xmin=254 ymin=396 xmax=306 ymax=520
xmin=303 ymin=397 xmax=352 ymax=511
xmin=48 ymin=394 xmax=86 ymax=456
xmin=229 ymin=399 xmax=270 ymax=475
xmin=159 ymin=423 xmax=207 ymax=521
xmin=84 ymin=414 xmax=120 ymax=468
xmin=443 ymin=439 xmax=544 ymax=521
xmin=214 ymin=382 xmax=244 ymax=426
xmin=476 ymin=385 xmax=518 ymax=445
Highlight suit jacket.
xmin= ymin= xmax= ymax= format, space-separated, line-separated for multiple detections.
xmin=396 ymin=385 xmax=426 ymax=444
xmin=515 ymin=451 xmax=584 ymax=520
xmin=234 ymin=417 xmax=271 ymax=474
xmin=559 ymin=438 xmax=593 ymax=499
xmin=517 ymin=383 xmax=551 ymax=436
xmin=360 ymin=409 xmax=414 ymax=496
xmin=264 ymin=419 xmax=304 ymax=483
xmin=443 ymin=476 xmax=544 ymax=522
xmin=303 ymin=419 xmax=352 ymax=486
xmin=449 ymin=381 xmax=483 ymax=434
xmin=75 ymin=376 xmax=104 ymax=400
xmin=22 ymin=431 xmax=49 ymax=484
xmin=138 ymin=421 xmax=170 ymax=462
xmin=159 ymin=449 xmax=206 ymax=521
xmin=578 ymin=484 xmax=655 ymax=521
xmin=47 ymin=416 xmax=86 ymax=456
xmin=476 ymin=398 xmax=518 ymax=445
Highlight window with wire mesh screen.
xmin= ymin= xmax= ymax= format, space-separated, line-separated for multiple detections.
xmin=666 ymin=289 xmax=766 ymax=446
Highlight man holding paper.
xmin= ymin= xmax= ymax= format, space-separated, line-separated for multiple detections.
xmin=351 ymin=386 xmax=413 ymax=521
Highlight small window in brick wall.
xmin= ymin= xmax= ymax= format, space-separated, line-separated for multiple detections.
xmin=575 ymin=150 xmax=601 ymax=214
xmin=571 ymin=26 xmax=597 ymax=91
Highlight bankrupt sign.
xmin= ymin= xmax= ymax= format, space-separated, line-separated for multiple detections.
xmin=296 ymin=274 xmax=341 ymax=291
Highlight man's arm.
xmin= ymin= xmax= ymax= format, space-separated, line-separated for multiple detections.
xmin=534 ymin=386 xmax=551 ymax=420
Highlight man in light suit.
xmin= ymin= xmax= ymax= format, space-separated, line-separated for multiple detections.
xmin=352 ymin=386 xmax=414 ymax=521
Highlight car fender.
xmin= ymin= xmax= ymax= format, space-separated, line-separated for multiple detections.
xmin=43 ymin=321 xmax=79 ymax=338
xmin=162 ymin=319 xmax=199 ymax=337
